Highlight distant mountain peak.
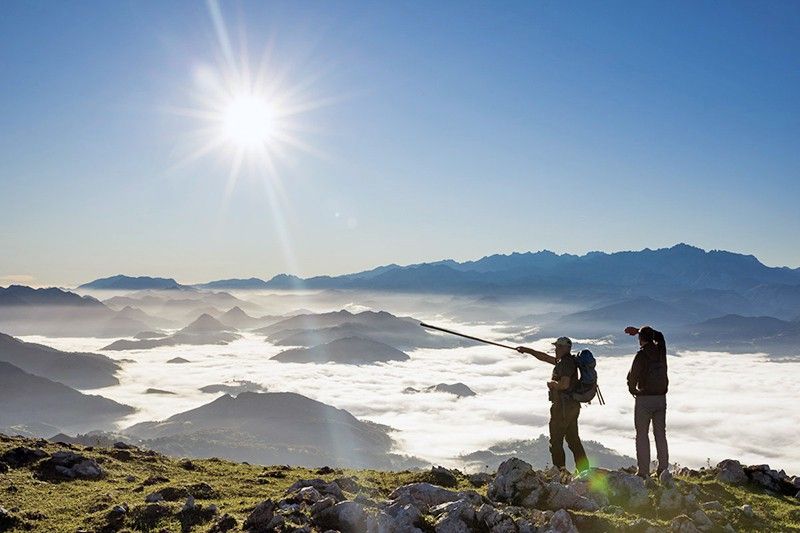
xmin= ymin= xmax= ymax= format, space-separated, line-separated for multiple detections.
xmin=181 ymin=313 xmax=234 ymax=333
xmin=79 ymin=275 xmax=183 ymax=291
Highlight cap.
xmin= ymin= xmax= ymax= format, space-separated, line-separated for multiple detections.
xmin=552 ymin=336 xmax=572 ymax=347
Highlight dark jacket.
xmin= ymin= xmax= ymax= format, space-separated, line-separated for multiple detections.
xmin=627 ymin=333 xmax=669 ymax=396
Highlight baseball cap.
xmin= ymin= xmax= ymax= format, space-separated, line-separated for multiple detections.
xmin=552 ymin=336 xmax=572 ymax=347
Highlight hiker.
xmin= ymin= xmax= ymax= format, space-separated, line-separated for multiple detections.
xmin=624 ymin=325 xmax=669 ymax=478
xmin=516 ymin=337 xmax=589 ymax=473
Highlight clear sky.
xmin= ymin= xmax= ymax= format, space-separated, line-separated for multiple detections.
xmin=2 ymin=1 xmax=799 ymax=287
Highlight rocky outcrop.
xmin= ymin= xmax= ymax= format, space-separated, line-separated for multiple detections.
xmin=34 ymin=450 xmax=104 ymax=481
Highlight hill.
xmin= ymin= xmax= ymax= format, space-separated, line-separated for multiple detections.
xmin=260 ymin=309 xmax=467 ymax=350
xmin=0 ymin=362 xmax=134 ymax=434
xmin=272 ymin=337 xmax=410 ymax=364
xmin=0 ymin=332 xmax=122 ymax=389
xmin=101 ymin=314 xmax=241 ymax=351
xmin=194 ymin=277 xmax=270 ymax=290
xmin=78 ymin=275 xmax=184 ymax=290
xmin=122 ymin=392 xmax=421 ymax=469
xmin=0 ymin=434 xmax=797 ymax=532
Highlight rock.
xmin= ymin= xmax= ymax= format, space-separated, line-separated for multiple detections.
xmin=310 ymin=496 xmax=336 ymax=516
xmin=388 ymin=482 xmax=462 ymax=512
xmin=487 ymin=458 xmax=545 ymax=508
xmin=187 ymin=481 xmax=217 ymax=499
xmin=145 ymin=492 xmax=165 ymax=503
xmin=690 ymin=509 xmax=713 ymax=531
xmin=475 ymin=503 xmax=516 ymax=533
xmin=101 ymin=503 xmax=128 ymax=532
xmin=313 ymin=501 xmax=367 ymax=533
xmin=543 ymin=481 xmax=598 ymax=511
xmin=739 ymin=504 xmax=753 ymax=518
xmin=715 ymin=460 xmax=747 ymax=485
xmin=430 ymin=465 xmax=459 ymax=487
xmin=182 ymin=495 xmax=196 ymax=512
xmin=658 ymin=487 xmax=683 ymax=513
xmin=0 ymin=446 xmax=48 ymax=468
xmin=568 ymin=474 xmax=610 ymax=508
xmin=333 ymin=476 xmax=363 ymax=493
xmin=316 ymin=466 xmax=335 ymax=475
xmin=700 ymin=501 xmax=724 ymax=513
xmin=549 ymin=508 xmax=578 ymax=533
xmin=384 ymin=502 xmax=424 ymax=532
xmin=605 ymin=470 xmax=650 ymax=509
xmin=468 ymin=472 xmax=493 ymax=487
xmin=130 ymin=503 xmax=173 ymax=531
xmin=745 ymin=464 xmax=797 ymax=495
xmin=209 ymin=513 xmax=238 ymax=532
xmin=0 ymin=462 xmax=8 ymax=474
xmin=179 ymin=459 xmax=196 ymax=470
xmin=660 ymin=469 xmax=675 ymax=488
xmin=433 ymin=499 xmax=476 ymax=533
xmin=670 ymin=515 xmax=700 ymax=533
xmin=243 ymin=499 xmax=284 ymax=532
xmin=113 ymin=441 xmax=133 ymax=449
xmin=34 ymin=451 xmax=104 ymax=481
xmin=287 ymin=478 xmax=345 ymax=502
xmin=143 ymin=475 xmax=169 ymax=485
xmin=0 ymin=506 xmax=24 ymax=531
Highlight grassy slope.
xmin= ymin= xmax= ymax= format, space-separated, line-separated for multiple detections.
xmin=0 ymin=435 xmax=798 ymax=532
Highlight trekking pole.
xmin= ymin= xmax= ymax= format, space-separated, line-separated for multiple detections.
xmin=419 ymin=322 xmax=518 ymax=351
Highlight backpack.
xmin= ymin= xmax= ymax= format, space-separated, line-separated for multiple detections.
xmin=571 ymin=349 xmax=605 ymax=404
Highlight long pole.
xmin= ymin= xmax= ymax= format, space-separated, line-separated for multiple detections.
xmin=419 ymin=322 xmax=518 ymax=351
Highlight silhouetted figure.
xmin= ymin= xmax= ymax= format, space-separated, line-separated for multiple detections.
xmin=625 ymin=325 xmax=669 ymax=478
xmin=517 ymin=337 xmax=589 ymax=473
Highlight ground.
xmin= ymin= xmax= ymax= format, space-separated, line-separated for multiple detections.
xmin=0 ymin=434 xmax=798 ymax=532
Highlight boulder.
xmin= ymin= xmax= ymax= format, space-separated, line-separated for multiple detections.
xmin=433 ymin=499 xmax=476 ymax=533
xmin=34 ymin=451 xmax=103 ymax=481
xmin=430 ymin=465 xmax=459 ymax=487
xmin=543 ymin=481 xmax=599 ymax=511
xmin=384 ymin=502 xmax=424 ymax=532
xmin=605 ymin=470 xmax=649 ymax=509
xmin=745 ymin=464 xmax=797 ymax=495
xmin=670 ymin=515 xmax=700 ymax=533
xmin=468 ymin=472 xmax=493 ymax=487
xmin=388 ymin=483 xmax=462 ymax=512
xmin=700 ymin=501 xmax=724 ymax=513
xmin=286 ymin=478 xmax=346 ymax=502
xmin=658 ymin=487 xmax=684 ymax=513
xmin=243 ymin=500 xmax=284 ymax=533
xmin=0 ymin=506 xmax=24 ymax=531
xmin=487 ymin=458 xmax=545 ymax=508
xmin=715 ymin=460 xmax=747 ymax=485
xmin=659 ymin=469 xmax=675 ymax=488
xmin=313 ymin=501 xmax=368 ymax=533
xmin=739 ymin=504 xmax=753 ymax=518
xmin=690 ymin=509 xmax=713 ymax=531
xmin=0 ymin=446 xmax=48 ymax=468
xmin=568 ymin=474 xmax=610 ymax=508
xmin=549 ymin=508 xmax=578 ymax=533
xmin=209 ymin=513 xmax=238 ymax=532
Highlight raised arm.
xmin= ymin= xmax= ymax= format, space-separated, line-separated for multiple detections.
xmin=516 ymin=346 xmax=557 ymax=365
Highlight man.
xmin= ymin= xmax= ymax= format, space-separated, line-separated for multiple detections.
xmin=516 ymin=337 xmax=589 ymax=473
xmin=624 ymin=325 xmax=669 ymax=478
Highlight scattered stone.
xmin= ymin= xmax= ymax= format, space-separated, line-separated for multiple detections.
xmin=332 ymin=476 xmax=363 ymax=493
xmin=0 ymin=446 xmax=48 ymax=468
xmin=101 ymin=503 xmax=128 ymax=532
xmin=670 ymin=514 xmax=700 ymax=533
xmin=543 ymin=481 xmax=598 ymax=511
xmin=286 ymin=478 xmax=345 ymax=502
xmin=113 ymin=441 xmax=133 ymax=450
xmin=209 ymin=513 xmax=238 ymax=532
xmin=690 ymin=509 xmax=713 ymax=531
xmin=468 ymin=472 xmax=493 ymax=487
xmin=0 ymin=462 xmax=8 ymax=474
xmin=313 ymin=501 xmax=367 ymax=533
xmin=130 ymin=503 xmax=172 ymax=531
xmin=243 ymin=499 xmax=284 ymax=532
xmin=0 ymin=506 xmax=24 ymax=531
xmin=549 ymin=508 xmax=578 ymax=533
xmin=187 ymin=481 xmax=217 ymax=499
xmin=34 ymin=450 xmax=104 ymax=481
xmin=740 ymin=504 xmax=753 ymax=518
xmin=143 ymin=475 xmax=169 ymax=485
xmin=715 ymin=459 xmax=747 ymax=485
xmin=430 ymin=465 xmax=459 ymax=487
xmin=605 ymin=470 xmax=649 ymax=509
xmin=487 ymin=458 xmax=545 ymax=508
xmin=388 ymin=482 xmax=462 ymax=512
xmin=660 ymin=469 xmax=675 ymax=488
xmin=315 ymin=466 xmax=335 ymax=475
xmin=178 ymin=459 xmax=196 ymax=470
xmin=658 ymin=487 xmax=684 ymax=513
xmin=701 ymin=501 xmax=724 ymax=513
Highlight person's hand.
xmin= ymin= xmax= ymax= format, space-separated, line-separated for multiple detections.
xmin=624 ymin=326 xmax=639 ymax=336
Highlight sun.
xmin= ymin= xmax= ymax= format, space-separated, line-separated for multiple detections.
xmin=222 ymin=95 xmax=278 ymax=149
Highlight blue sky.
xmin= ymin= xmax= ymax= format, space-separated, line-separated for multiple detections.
xmin=1 ymin=1 xmax=799 ymax=286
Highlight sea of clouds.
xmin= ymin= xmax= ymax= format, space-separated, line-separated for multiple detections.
xmin=24 ymin=321 xmax=800 ymax=473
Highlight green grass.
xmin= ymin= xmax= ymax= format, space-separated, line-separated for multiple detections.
xmin=0 ymin=435 xmax=798 ymax=532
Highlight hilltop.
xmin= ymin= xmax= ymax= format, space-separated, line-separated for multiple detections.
xmin=0 ymin=434 xmax=798 ymax=532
